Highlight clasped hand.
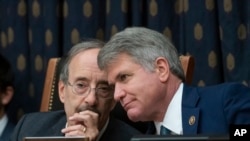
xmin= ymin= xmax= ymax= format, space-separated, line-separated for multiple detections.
xmin=61 ymin=110 xmax=99 ymax=141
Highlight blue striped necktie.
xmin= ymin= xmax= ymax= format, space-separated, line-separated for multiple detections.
xmin=160 ymin=125 xmax=171 ymax=135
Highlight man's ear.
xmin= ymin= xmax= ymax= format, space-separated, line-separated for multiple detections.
xmin=155 ymin=57 xmax=170 ymax=82
xmin=1 ymin=86 xmax=14 ymax=105
xmin=58 ymin=80 xmax=65 ymax=103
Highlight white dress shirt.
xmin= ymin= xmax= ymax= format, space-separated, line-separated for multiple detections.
xmin=155 ymin=83 xmax=184 ymax=135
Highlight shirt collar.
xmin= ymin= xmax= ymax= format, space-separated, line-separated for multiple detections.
xmin=155 ymin=83 xmax=183 ymax=135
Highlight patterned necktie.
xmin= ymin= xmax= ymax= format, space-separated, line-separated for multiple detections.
xmin=160 ymin=125 xmax=171 ymax=135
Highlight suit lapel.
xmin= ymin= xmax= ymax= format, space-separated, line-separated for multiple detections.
xmin=145 ymin=121 xmax=156 ymax=134
xmin=49 ymin=115 xmax=66 ymax=136
xmin=182 ymin=84 xmax=200 ymax=134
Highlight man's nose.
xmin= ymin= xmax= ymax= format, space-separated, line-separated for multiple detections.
xmin=84 ymin=88 xmax=97 ymax=105
xmin=113 ymin=84 xmax=125 ymax=101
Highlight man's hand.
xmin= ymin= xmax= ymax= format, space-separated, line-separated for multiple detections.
xmin=61 ymin=110 xmax=99 ymax=141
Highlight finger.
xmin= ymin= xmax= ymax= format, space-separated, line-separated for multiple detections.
xmin=82 ymin=125 xmax=87 ymax=133
xmin=62 ymin=124 xmax=86 ymax=134
xmin=69 ymin=111 xmax=99 ymax=125
xmin=79 ymin=113 xmax=99 ymax=128
xmin=64 ymin=130 xmax=85 ymax=137
xmin=79 ymin=110 xmax=99 ymax=117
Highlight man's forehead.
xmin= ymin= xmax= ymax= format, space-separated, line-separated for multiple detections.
xmin=70 ymin=68 xmax=107 ymax=78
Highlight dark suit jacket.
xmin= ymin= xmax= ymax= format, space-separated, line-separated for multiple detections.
xmin=0 ymin=119 xmax=15 ymax=141
xmin=9 ymin=110 xmax=141 ymax=141
xmin=146 ymin=82 xmax=250 ymax=135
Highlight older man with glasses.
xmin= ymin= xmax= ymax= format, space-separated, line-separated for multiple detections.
xmin=10 ymin=40 xmax=141 ymax=141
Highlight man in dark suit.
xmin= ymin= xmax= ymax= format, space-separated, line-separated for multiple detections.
xmin=10 ymin=40 xmax=141 ymax=141
xmin=0 ymin=54 xmax=15 ymax=141
xmin=97 ymin=27 xmax=250 ymax=135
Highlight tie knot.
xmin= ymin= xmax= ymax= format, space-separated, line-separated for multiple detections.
xmin=160 ymin=125 xmax=171 ymax=135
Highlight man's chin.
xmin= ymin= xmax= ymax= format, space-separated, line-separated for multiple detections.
xmin=127 ymin=109 xmax=140 ymax=122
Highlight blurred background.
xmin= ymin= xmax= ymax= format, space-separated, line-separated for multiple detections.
xmin=0 ymin=0 xmax=249 ymax=123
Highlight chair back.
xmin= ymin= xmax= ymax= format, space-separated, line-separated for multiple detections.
xmin=40 ymin=58 xmax=63 ymax=112
xmin=179 ymin=55 xmax=195 ymax=84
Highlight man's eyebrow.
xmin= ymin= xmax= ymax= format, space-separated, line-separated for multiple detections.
xmin=110 ymin=72 xmax=124 ymax=85
xmin=97 ymin=80 xmax=115 ymax=89
xmin=97 ymin=80 xmax=109 ymax=85
xmin=114 ymin=72 xmax=122 ymax=82
xmin=75 ymin=77 xmax=89 ymax=82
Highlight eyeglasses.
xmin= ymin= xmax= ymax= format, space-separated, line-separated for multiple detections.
xmin=67 ymin=81 xmax=114 ymax=99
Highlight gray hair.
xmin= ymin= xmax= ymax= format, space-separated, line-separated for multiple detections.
xmin=97 ymin=27 xmax=185 ymax=81
xmin=60 ymin=39 xmax=105 ymax=83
